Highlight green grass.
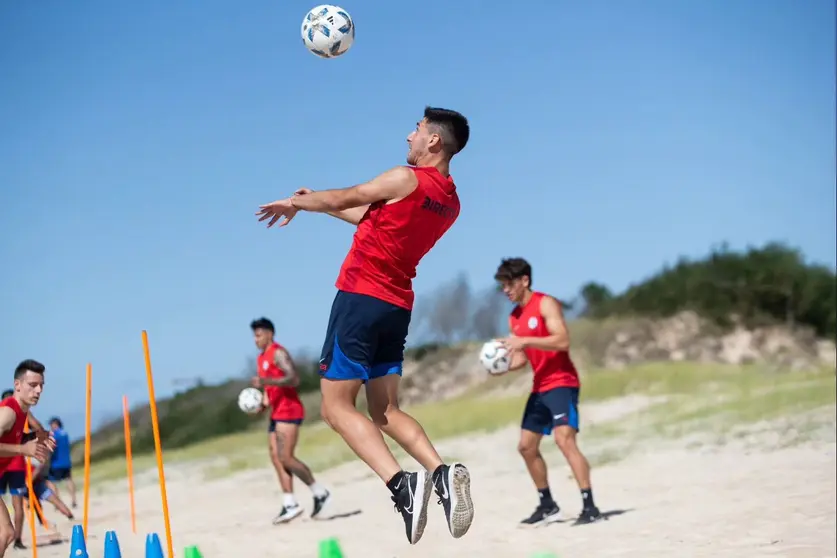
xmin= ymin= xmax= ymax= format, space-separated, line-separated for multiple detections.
xmin=86 ymin=363 xmax=836 ymax=485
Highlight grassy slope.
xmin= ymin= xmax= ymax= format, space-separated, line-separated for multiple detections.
xmin=88 ymin=362 xmax=836 ymax=485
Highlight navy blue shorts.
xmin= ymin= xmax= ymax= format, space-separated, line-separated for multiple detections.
xmin=521 ymin=387 xmax=580 ymax=435
xmin=319 ymin=290 xmax=411 ymax=382
xmin=268 ymin=418 xmax=303 ymax=432
xmin=48 ymin=467 xmax=72 ymax=482
xmin=0 ymin=471 xmax=27 ymax=496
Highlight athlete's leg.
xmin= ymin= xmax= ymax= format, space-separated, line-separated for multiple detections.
xmin=268 ymin=425 xmax=294 ymax=493
xmin=366 ymin=375 xmax=443 ymax=472
xmin=319 ymin=291 xmax=430 ymax=544
xmin=40 ymin=485 xmax=73 ymax=520
xmin=320 ymin=378 xmax=401 ymax=481
xmin=367 ymin=303 xmax=474 ymax=540
xmin=10 ymin=494 xmax=24 ymax=548
xmin=0 ymin=499 xmax=14 ymax=557
xmin=549 ymin=388 xmax=600 ymax=523
xmin=274 ymin=421 xmax=331 ymax=517
xmin=63 ymin=470 xmax=77 ymax=508
xmin=267 ymin=421 xmax=302 ymax=524
xmin=519 ymin=394 xmax=561 ymax=525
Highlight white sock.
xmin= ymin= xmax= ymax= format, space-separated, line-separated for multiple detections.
xmin=309 ymin=483 xmax=328 ymax=498
xmin=284 ymin=494 xmax=298 ymax=508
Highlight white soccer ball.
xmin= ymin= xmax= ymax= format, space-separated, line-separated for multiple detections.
xmin=479 ymin=340 xmax=511 ymax=375
xmin=301 ymin=5 xmax=355 ymax=59
xmin=238 ymin=387 xmax=263 ymax=414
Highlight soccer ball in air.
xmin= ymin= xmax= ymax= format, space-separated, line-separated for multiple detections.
xmin=238 ymin=387 xmax=263 ymax=414
xmin=301 ymin=5 xmax=355 ymax=59
xmin=479 ymin=340 xmax=511 ymax=375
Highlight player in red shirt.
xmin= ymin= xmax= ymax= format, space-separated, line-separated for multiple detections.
xmin=249 ymin=317 xmax=331 ymax=524
xmin=0 ymin=360 xmax=55 ymax=556
xmin=493 ymin=258 xmax=602 ymax=527
xmin=255 ymin=107 xmax=474 ymax=545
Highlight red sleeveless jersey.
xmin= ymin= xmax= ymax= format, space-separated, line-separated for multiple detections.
xmin=510 ymin=292 xmax=580 ymax=393
xmin=335 ymin=166 xmax=460 ymax=310
xmin=257 ymin=342 xmax=304 ymax=421
xmin=0 ymin=396 xmax=28 ymax=474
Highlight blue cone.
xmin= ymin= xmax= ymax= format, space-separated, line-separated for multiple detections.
xmin=69 ymin=524 xmax=89 ymax=558
xmin=104 ymin=530 xmax=122 ymax=558
xmin=145 ymin=532 xmax=164 ymax=558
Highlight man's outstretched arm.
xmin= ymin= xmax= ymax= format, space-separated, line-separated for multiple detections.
xmin=291 ymin=167 xmax=418 ymax=216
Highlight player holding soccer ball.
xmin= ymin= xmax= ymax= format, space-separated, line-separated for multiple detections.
xmin=256 ymin=107 xmax=473 ymax=545
xmin=492 ymin=258 xmax=602 ymax=526
xmin=249 ymin=317 xmax=331 ymax=524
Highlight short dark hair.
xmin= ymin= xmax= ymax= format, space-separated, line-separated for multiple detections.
xmin=250 ymin=317 xmax=275 ymax=334
xmin=14 ymin=359 xmax=45 ymax=380
xmin=424 ymin=106 xmax=470 ymax=157
xmin=494 ymin=257 xmax=533 ymax=286
xmin=1 ymin=390 xmax=12 ymax=399
xmin=50 ymin=417 xmax=63 ymax=428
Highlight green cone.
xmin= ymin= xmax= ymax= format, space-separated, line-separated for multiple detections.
xmin=318 ymin=537 xmax=344 ymax=558
xmin=183 ymin=545 xmax=204 ymax=558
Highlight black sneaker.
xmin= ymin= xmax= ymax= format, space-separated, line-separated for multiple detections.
xmin=311 ymin=490 xmax=332 ymax=518
xmin=391 ymin=470 xmax=432 ymax=544
xmin=520 ymin=501 xmax=561 ymax=525
xmin=13 ymin=539 xmax=26 ymax=549
xmin=272 ymin=503 xmax=304 ymax=525
xmin=572 ymin=506 xmax=602 ymax=526
xmin=433 ymin=463 xmax=474 ymax=538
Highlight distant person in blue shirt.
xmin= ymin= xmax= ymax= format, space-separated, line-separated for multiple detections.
xmin=46 ymin=418 xmax=76 ymax=509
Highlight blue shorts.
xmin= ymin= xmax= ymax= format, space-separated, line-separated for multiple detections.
xmin=521 ymin=387 xmax=580 ymax=435
xmin=48 ymin=466 xmax=72 ymax=482
xmin=319 ymin=290 xmax=411 ymax=382
xmin=23 ymin=479 xmax=53 ymax=501
xmin=0 ymin=471 xmax=27 ymax=496
xmin=268 ymin=418 xmax=303 ymax=432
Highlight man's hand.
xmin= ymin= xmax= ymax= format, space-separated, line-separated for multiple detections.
xmin=22 ymin=437 xmax=54 ymax=462
xmin=256 ymin=198 xmax=298 ymax=228
xmin=250 ymin=376 xmax=263 ymax=388
xmin=496 ymin=336 xmax=527 ymax=352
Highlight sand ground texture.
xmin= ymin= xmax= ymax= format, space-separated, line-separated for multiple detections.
xmin=24 ymin=399 xmax=837 ymax=558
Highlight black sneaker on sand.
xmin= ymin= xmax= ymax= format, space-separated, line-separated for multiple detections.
xmin=391 ymin=470 xmax=433 ymax=544
xmin=572 ymin=505 xmax=602 ymax=526
xmin=13 ymin=539 xmax=26 ymax=550
xmin=311 ymin=489 xmax=332 ymax=518
xmin=520 ymin=501 xmax=561 ymax=525
xmin=433 ymin=463 xmax=474 ymax=538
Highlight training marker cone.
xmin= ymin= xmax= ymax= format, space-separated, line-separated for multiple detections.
xmin=184 ymin=545 xmax=204 ymax=558
xmin=104 ymin=530 xmax=122 ymax=558
xmin=529 ymin=553 xmax=558 ymax=558
xmin=145 ymin=533 xmax=164 ymax=558
xmin=318 ymin=537 xmax=344 ymax=558
xmin=69 ymin=524 xmax=89 ymax=558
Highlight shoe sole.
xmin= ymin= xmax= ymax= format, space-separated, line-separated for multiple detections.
xmin=447 ymin=463 xmax=474 ymax=538
xmin=410 ymin=470 xmax=433 ymax=544
xmin=273 ymin=506 xmax=304 ymax=525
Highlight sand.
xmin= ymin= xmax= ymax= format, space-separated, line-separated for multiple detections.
xmin=27 ymin=403 xmax=837 ymax=558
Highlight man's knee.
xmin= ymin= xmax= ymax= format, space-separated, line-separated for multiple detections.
xmin=518 ymin=439 xmax=540 ymax=459
xmin=0 ymin=526 xmax=14 ymax=548
xmin=554 ymin=426 xmax=577 ymax=452
xmin=368 ymin=399 xmax=399 ymax=427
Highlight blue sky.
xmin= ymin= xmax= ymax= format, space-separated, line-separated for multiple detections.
xmin=1 ymin=0 xmax=834 ymax=436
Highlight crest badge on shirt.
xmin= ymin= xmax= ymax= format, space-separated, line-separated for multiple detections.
xmin=528 ymin=317 xmax=538 ymax=330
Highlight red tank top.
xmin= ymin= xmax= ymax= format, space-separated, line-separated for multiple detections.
xmin=335 ymin=166 xmax=460 ymax=310
xmin=0 ymin=396 xmax=28 ymax=473
xmin=257 ymin=342 xmax=304 ymax=421
xmin=510 ymin=292 xmax=580 ymax=393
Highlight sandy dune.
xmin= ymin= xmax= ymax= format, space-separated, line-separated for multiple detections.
xmin=26 ymin=406 xmax=837 ymax=558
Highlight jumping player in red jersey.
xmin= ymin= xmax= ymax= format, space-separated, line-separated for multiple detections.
xmin=255 ymin=107 xmax=474 ymax=545
xmin=249 ymin=317 xmax=331 ymax=524
xmin=0 ymin=360 xmax=55 ymax=556
xmin=493 ymin=258 xmax=603 ymax=527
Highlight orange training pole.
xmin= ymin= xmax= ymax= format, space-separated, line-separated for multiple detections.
xmin=83 ymin=363 xmax=92 ymax=541
xmin=122 ymin=395 xmax=137 ymax=534
xmin=142 ymin=330 xmax=174 ymax=557
xmin=23 ymin=419 xmax=39 ymax=557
